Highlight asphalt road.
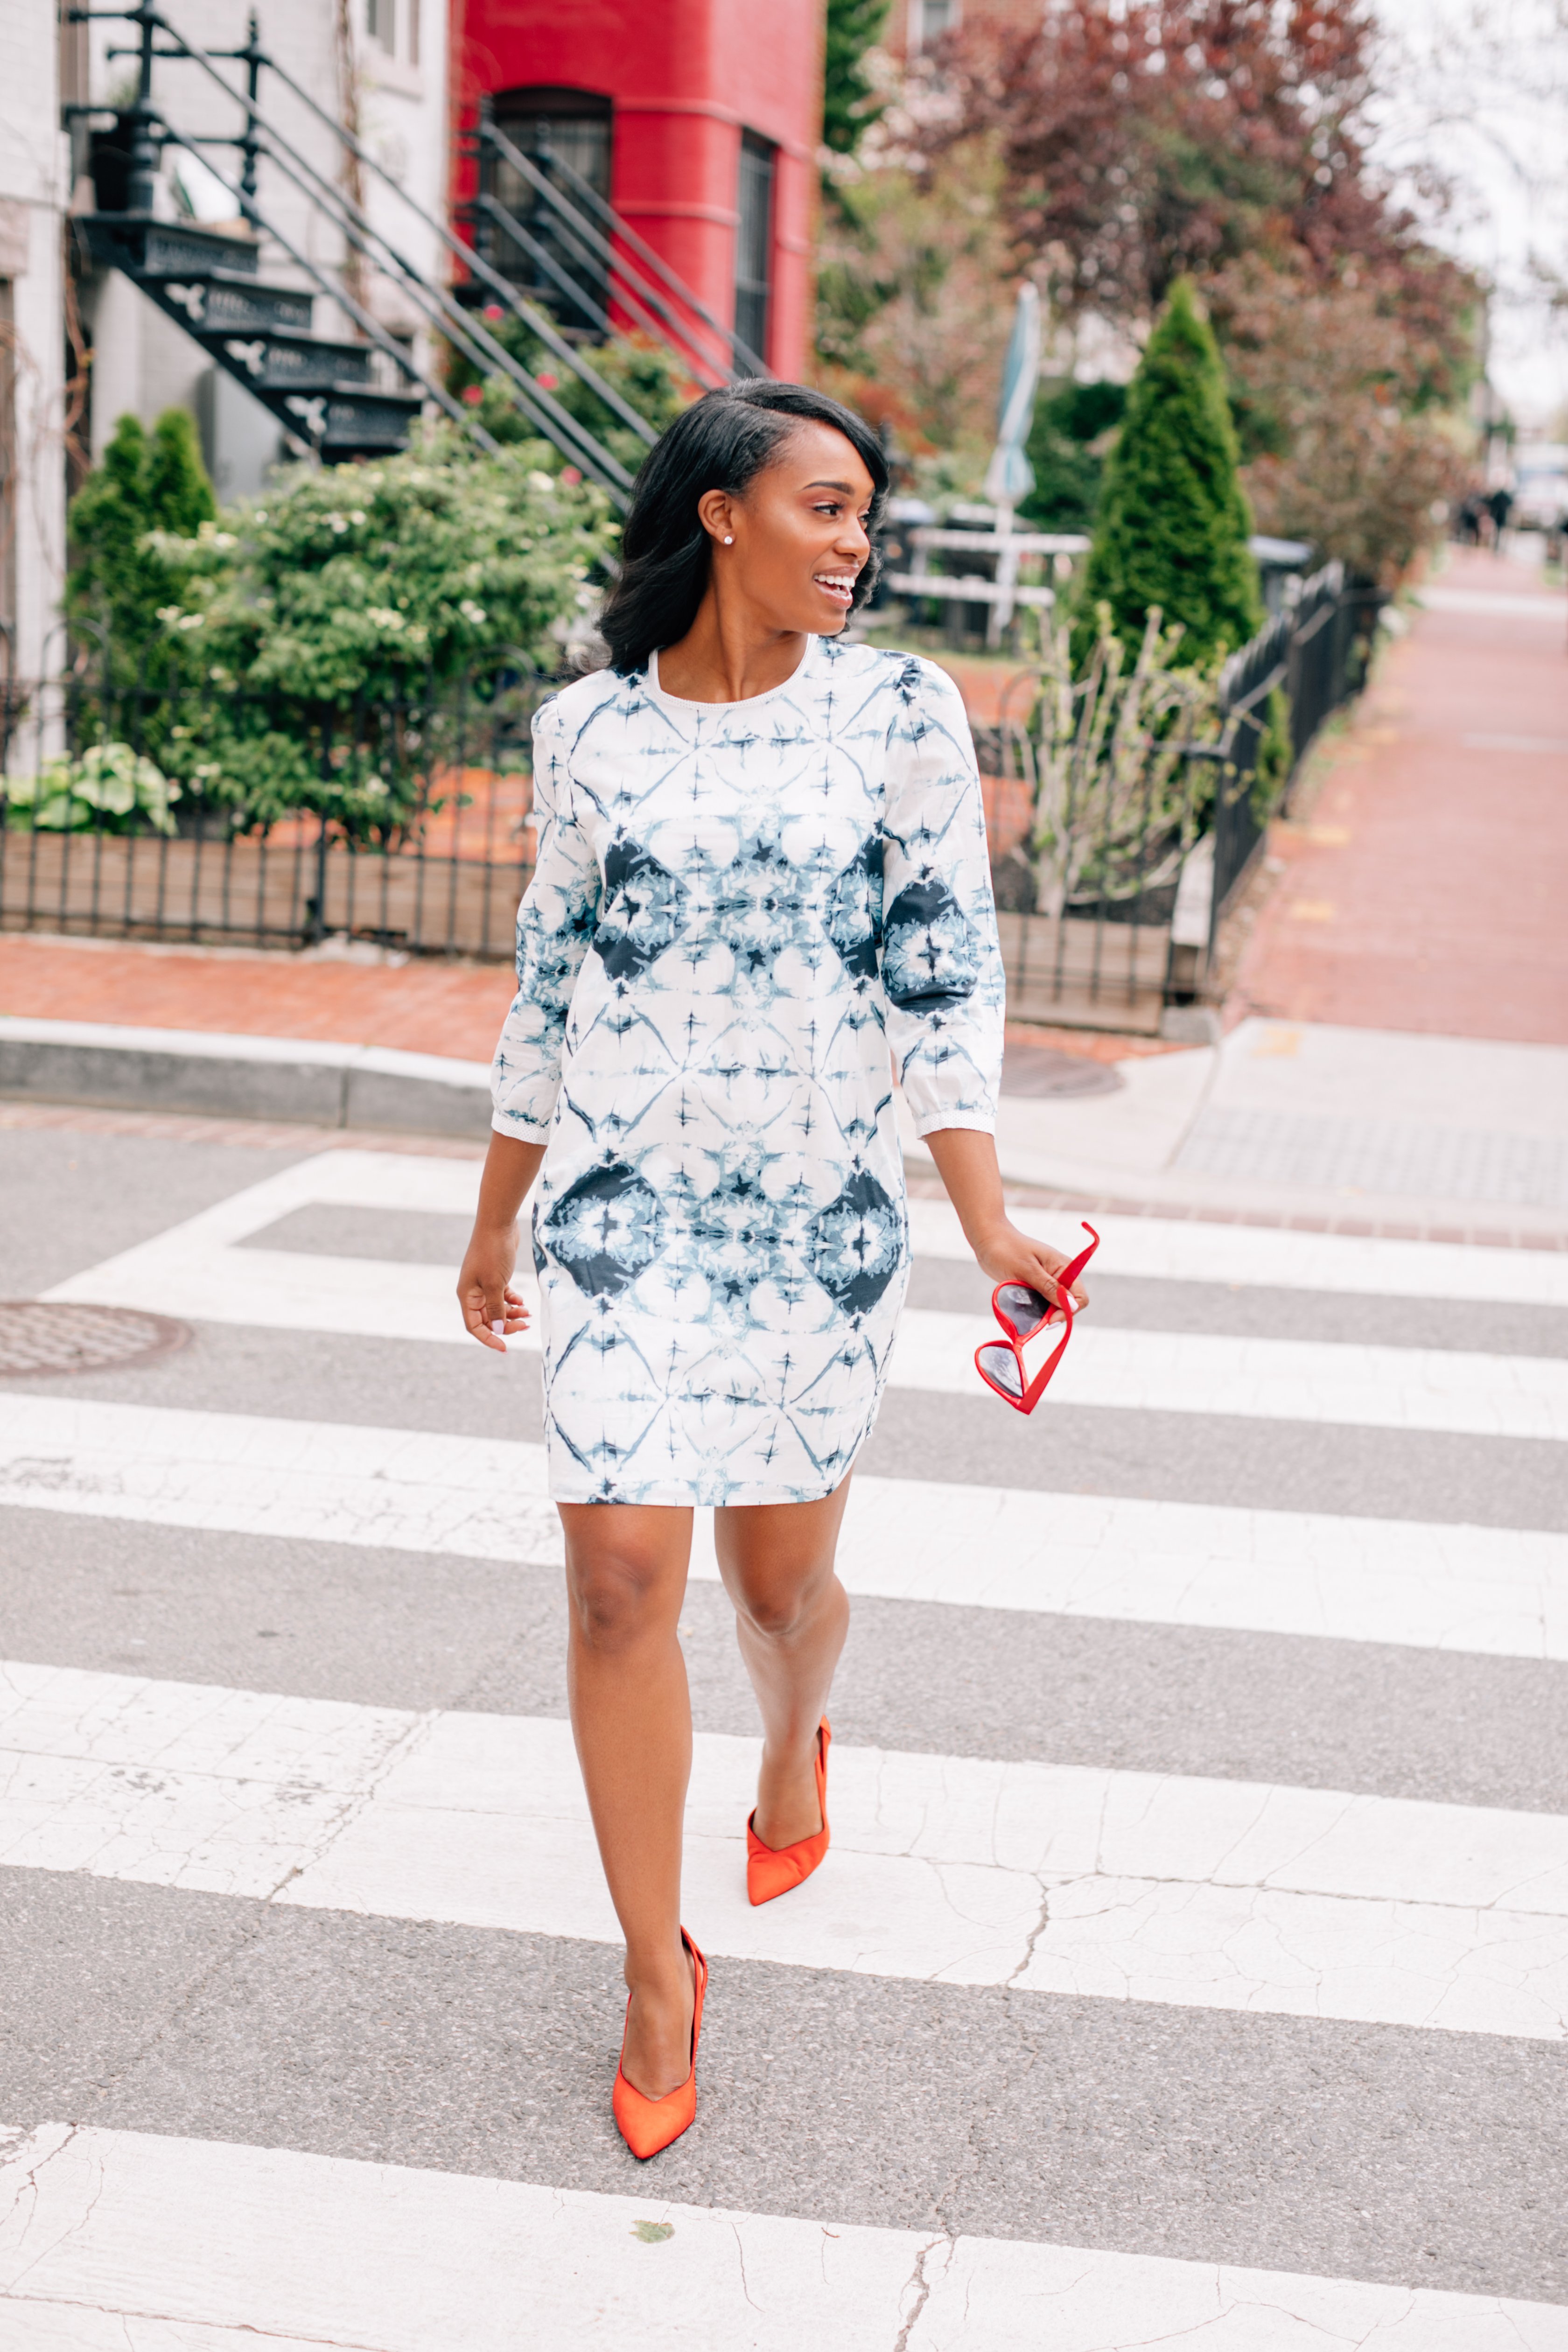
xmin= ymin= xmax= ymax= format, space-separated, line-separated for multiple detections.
xmin=2 ymin=1114 xmax=1566 ymax=2346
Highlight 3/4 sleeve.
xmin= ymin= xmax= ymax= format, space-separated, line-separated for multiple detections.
xmin=490 ymin=697 xmax=603 ymax=1141
xmin=878 ymin=659 xmax=1006 ymax=1137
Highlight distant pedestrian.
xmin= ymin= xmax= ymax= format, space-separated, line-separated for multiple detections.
xmin=1487 ymin=485 xmax=1513 ymax=548
xmin=455 ymin=382 xmax=1089 ymax=2158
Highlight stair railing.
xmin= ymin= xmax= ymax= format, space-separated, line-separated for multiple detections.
xmin=70 ymin=5 xmax=641 ymax=497
xmin=76 ymin=6 xmax=639 ymax=496
xmin=519 ymin=124 xmax=770 ymax=383
xmin=248 ymin=45 xmax=660 ymax=452
xmin=469 ymin=113 xmax=758 ymax=391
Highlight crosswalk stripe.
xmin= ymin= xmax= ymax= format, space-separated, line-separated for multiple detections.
xmin=6 ymin=1394 xmax=1564 ymax=1660
xmin=6 ymin=1661 xmax=1567 ymax=2040
xmin=55 ymin=1140 xmax=1568 ymax=1309
xmin=46 ymin=1237 xmax=1567 ymax=1440
xmin=906 ymin=1196 xmax=1568 ymax=1306
xmin=891 ymin=1309 xmax=1568 ymax=1438
xmin=6 ymin=2121 xmax=1563 ymax=2352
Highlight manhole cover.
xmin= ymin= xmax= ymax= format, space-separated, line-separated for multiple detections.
xmin=0 ymin=1302 xmax=192 ymax=1378
xmin=1000 ymin=1044 xmax=1124 ymax=1100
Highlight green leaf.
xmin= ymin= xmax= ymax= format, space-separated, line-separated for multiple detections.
xmin=630 ymin=2221 xmax=674 ymax=2245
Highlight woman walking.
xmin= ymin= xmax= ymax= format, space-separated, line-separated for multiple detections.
xmin=456 ymin=382 xmax=1088 ymax=2158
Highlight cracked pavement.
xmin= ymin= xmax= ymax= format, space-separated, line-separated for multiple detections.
xmin=1 ymin=1118 xmax=1565 ymax=2346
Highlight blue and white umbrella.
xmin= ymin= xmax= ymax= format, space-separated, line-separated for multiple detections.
xmin=982 ymin=282 xmax=1042 ymax=517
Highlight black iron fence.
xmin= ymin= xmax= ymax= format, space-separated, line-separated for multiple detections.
xmin=3 ymin=571 xmax=1380 ymax=1022
xmin=1 ymin=647 xmax=550 ymax=959
xmin=1207 ymin=562 xmax=1383 ymax=954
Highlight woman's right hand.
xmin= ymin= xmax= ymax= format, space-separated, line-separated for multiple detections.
xmin=456 ymin=1222 xmax=532 ymax=1353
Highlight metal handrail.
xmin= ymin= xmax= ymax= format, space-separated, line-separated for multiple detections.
xmin=524 ymin=127 xmax=769 ymax=380
xmin=251 ymin=47 xmax=656 ymax=449
xmin=473 ymin=115 xmax=741 ymax=389
xmin=70 ymin=5 xmax=641 ymax=493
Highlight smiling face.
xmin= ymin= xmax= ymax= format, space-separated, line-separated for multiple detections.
xmin=699 ymin=420 xmax=876 ymax=638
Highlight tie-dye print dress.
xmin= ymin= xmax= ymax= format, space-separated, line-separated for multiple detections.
xmin=490 ymin=633 xmax=1005 ymax=1505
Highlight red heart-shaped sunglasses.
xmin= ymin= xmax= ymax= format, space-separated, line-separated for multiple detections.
xmin=973 ymin=1223 xmax=1100 ymax=1414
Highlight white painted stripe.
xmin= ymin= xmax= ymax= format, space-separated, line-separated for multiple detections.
xmin=46 ymin=1238 xmax=1568 ymax=1443
xmin=5 ymin=2123 xmax=1561 ymax=2352
xmin=41 ymin=1147 xmax=1568 ymax=1434
xmin=904 ymin=1196 xmax=1568 ymax=1307
xmin=6 ymin=1394 xmax=1566 ymax=1660
xmin=45 ymin=1142 xmax=1568 ymax=1308
xmin=890 ymin=1310 xmax=1568 ymax=1440
xmin=6 ymin=1663 xmax=1568 ymax=2038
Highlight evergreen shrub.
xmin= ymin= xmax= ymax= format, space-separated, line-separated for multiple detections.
xmin=65 ymin=408 xmax=217 ymax=706
xmin=1078 ymin=280 xmax=1261 ymax=670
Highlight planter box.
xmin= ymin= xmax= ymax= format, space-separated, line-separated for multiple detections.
xmin=1 ymin=831 xmax=532 ymax=960
xmin=997 ymin=908 xmax=1171 ymax=1034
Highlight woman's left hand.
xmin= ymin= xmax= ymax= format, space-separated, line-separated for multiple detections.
xmin=969 ymin=1219 xmax=1091 ymax=1318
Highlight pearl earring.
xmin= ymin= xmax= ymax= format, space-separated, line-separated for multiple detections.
xmin=722 ymin=535 xmax=734 ymax=545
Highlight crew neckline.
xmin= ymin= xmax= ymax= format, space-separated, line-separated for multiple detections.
xmin=646 ymin=634 xmax=817 ymax=711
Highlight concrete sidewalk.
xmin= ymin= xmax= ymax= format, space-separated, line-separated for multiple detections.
xmin=899 ymin=1015 xmax=1568 ymax=1242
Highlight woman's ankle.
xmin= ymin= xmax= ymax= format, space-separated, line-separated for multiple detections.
xmin=624 ymin=1937 xmax=693 ymax=1999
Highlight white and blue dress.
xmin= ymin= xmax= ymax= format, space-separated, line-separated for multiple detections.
xmin=490 ymin=633 xmax=1005 ymax=1506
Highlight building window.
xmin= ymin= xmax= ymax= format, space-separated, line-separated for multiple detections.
xmin=365 ymin=0 xmax=394 ymax=52
xmin=483 ymin=88 xmax=612 ymax=338
xmin=734 ymin=131 xmax=774 ymax=371
xmin=910 ymin=0 xmax=959 ymax=49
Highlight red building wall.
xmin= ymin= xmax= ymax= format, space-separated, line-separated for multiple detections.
xmin=452 ymin=0 xmax=824 ymax=381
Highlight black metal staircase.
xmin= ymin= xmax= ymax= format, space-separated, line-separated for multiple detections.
xmin=69 ymin=5 xmax=769 ymax=496
xmin=80 ymin=214 xmax=421 ymax=462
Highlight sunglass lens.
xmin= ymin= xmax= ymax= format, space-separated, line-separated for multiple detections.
xmin=977 ymin=1342 xmax=1024 ymax=1398
xmin=997 ymin=1282 xmax=1052 ymax=1339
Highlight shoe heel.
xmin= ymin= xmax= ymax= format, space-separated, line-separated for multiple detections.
xmin=611 ymin=1929 xmax=707 ymax=2160
xmin=747 ymin=1719 xmax=831 ymax=1907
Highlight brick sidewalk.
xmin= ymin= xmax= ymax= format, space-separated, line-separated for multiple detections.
xmin=0 ymin=935 xmax=520 ymax=1063
xmin=1233 ymin=547 xmax=1568 ymax=1043
xmin=0 ymin=931 xmax=1163 ymax=1067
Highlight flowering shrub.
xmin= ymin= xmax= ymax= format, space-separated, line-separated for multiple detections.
xmin=135 ymin=424 xmax=619 ymax=833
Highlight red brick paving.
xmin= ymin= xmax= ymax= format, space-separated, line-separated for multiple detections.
xmin=0 ymin=933 xmax=1172 ymax=1066
xmin=0 ymin=935 xmax=520 ymax=1064
xmin=1234 ymin=548 xmax=1568 ymax=1043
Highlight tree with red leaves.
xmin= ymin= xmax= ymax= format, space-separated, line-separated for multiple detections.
xmin=917 ymin=0 xmax=1472 ymax=384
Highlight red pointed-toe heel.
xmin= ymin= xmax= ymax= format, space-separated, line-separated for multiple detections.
xmin=611 ymin=1929 xmax=707 ymax=2161
xmin=747 ymin=1718 xmax=831 ymax=1907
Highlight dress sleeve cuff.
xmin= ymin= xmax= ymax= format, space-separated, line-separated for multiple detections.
xmin=491 ymin=1111 xmax=553 ymax=1141
xmin=913 ymin=1112 xmax=998 ymax=1140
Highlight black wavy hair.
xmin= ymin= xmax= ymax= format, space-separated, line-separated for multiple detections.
xmin=597 ymin=380 xmax=889 ymax=676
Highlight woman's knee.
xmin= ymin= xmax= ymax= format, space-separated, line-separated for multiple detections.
xmin=566 ymin=1546 xmax=679 ymax=1654
xmin=728 ymin=1555 xmax=836 ymax=1642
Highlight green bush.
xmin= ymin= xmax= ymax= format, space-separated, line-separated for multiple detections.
xmin=147 ymin=423 xmax=619 ymax=833
xmin=1017 ymin=598 xmax=1221 ymax=913
xmin=66 ymin=410 xmax=216 ymax=689
xmin=447 ymin=315 xmax=688 ymax=479
xmin=1018 ymin=378 xmax=1126 ymax=533
xmin=1077 ymin=282 xmax=1261 ymax=670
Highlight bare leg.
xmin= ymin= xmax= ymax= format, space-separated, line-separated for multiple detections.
xmin=560 ymin=1501 xmax=696 ymax=2101
xmin=716 ymin=1477 xmax=853 ymax=1850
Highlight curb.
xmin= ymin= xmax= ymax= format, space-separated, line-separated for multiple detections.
xmin=0 ymin=1018 xmax=493 ymax=1140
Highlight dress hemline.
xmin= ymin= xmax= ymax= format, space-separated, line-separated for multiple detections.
xmin=549 ymin=1478 xmax=849 ymax=1510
